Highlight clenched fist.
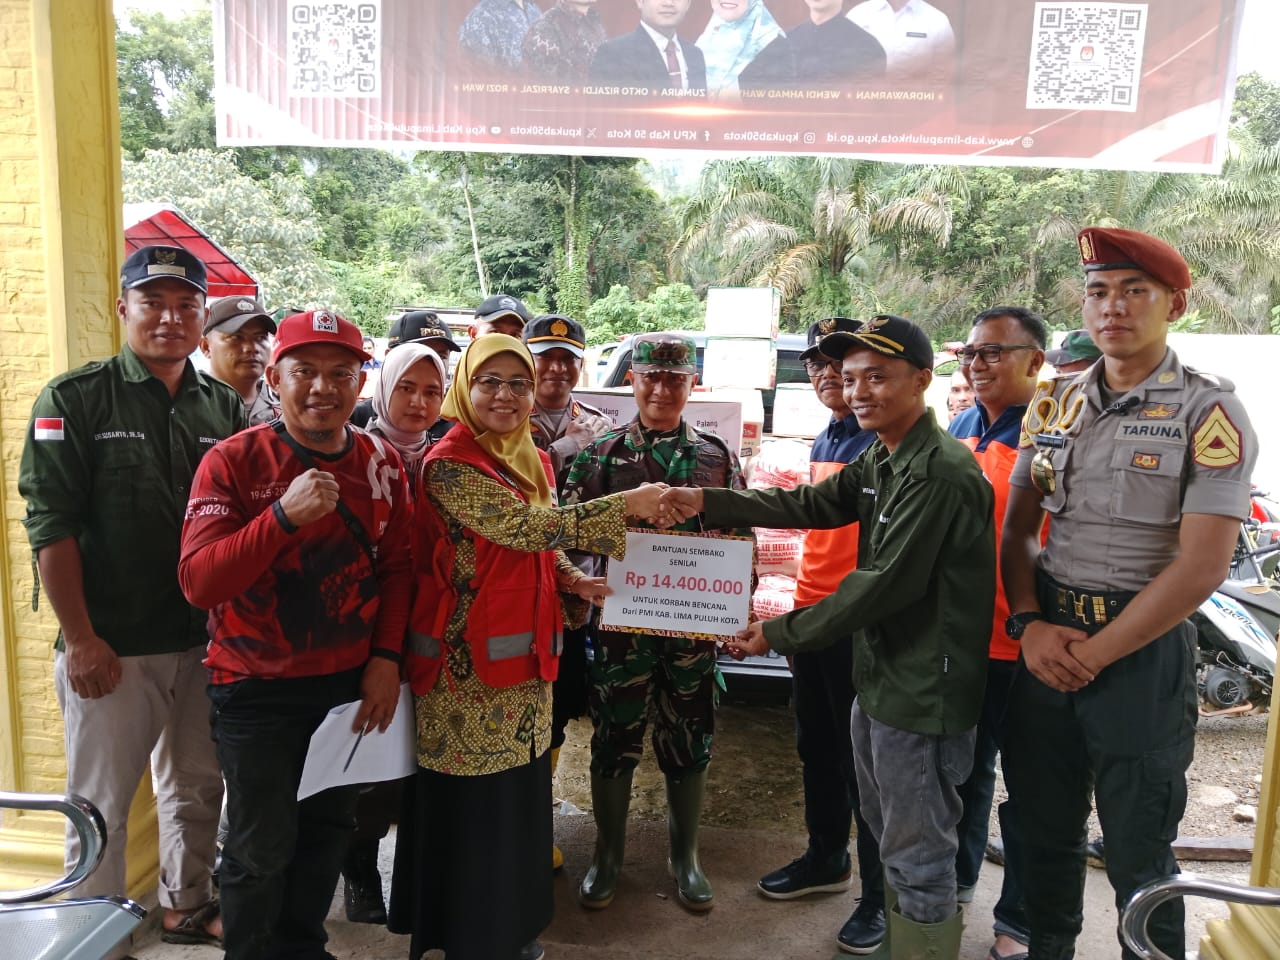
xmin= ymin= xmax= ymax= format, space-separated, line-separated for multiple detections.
xmin=277 ymin=469 xmax=341 ymax=528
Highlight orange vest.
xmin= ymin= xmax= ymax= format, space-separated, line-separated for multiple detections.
xmin=405 ymin=426 xmax=562 ymax=694
xmin=793 ymin=460 xmax=861 ymax=608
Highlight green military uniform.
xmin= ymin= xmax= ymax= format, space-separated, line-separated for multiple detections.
xmin=703 ymin=408 xmax=994 ymax=736
xmin=564 ymin=332 xmax=752 ymax=913
xmin=562 ymin=414 xmax=751 ymax=774
xmin=20 ymin=344 xmax=246 ymax=655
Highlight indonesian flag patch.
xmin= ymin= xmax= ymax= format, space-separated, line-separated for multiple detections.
xmin=33 ymin=417 xmax=64 ymax=441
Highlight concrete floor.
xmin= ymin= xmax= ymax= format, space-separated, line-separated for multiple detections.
xmin=128 ymin=812 xmax=1238 ymax=960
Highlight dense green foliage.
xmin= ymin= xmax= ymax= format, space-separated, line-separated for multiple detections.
xmin=116 ymin=5 xmax=1280 ymax=340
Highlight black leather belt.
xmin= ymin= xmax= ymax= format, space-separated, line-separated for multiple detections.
xmin=1036 ymin=570 xmax=1136 ymax=633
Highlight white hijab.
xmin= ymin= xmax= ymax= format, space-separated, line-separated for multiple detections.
xmin=366 ymin=343 xmax=447 ymax=462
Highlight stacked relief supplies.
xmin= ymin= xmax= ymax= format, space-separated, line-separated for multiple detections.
xmin=747 ymin=438 xmax=811 ymax=620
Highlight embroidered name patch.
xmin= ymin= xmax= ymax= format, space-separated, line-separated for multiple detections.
xmin=1114 ymin=421 xmax=1186 ymax=444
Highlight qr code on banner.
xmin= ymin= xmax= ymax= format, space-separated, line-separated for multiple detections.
xmin=1026 ymin=3 xmax=1147 ymax=112
xmin=287 ymin=0 xmax=381 ymax=98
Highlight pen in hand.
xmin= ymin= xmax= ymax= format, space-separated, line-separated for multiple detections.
xmin=342 ymin=727 xmax=366 ymax=773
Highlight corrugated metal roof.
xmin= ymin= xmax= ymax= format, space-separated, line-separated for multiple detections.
xmin=123 ymin=203 xmax=259 ymax=299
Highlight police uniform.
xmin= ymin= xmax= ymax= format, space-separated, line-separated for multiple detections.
xmin=522 ymin=312 xmax=614 ymax=873
xmin=561 ymin=333 xmax=753 ymax=913
xmin=1003 ymin=228 xmax=1258 ymax=960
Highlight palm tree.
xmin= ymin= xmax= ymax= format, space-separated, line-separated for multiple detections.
xmin=1038 ymin=140 xmax=1280 ymax=332
xmin=674 ymin=157 xmax=964 ymax=326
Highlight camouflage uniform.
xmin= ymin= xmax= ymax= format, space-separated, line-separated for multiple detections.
xmin=561 ymin=363 xmax=752 ymax=777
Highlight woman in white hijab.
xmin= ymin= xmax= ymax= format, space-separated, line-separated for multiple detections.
xmin=364 ymin=342 xmax=448 ymax=489
xmin=340 ymin=341 xmax=450 ymax=926
xmin=697 ymin=0 xmax=783 ymax=97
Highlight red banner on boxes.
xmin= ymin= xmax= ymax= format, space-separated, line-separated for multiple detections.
xmin=214 ymin=0 xmax=1245 ymax=172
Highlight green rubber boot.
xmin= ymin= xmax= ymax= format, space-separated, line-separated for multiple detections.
xmin=887 ymin=904 xmax=963 ymax=960
xmin=840 ymin=884 xmax=896 ymax=960
xmin=578 ymin=769 xmax=633 ymax=909
xmin=665 ymin=767 xmax=713 ymax=912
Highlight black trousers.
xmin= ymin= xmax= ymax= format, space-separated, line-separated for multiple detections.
xmin=792 ymin=637 xmax=884 ymax=910
xmin=209 ymin=669 xmax=364 ymax=960
xmin=551 ymin=623 xmax=591 ymax=750
xmin=1004 ymin=611 xmax=1196 ymax=960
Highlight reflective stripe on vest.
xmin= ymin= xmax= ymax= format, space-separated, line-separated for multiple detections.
xmin=488 ymin=631 xmax=536 ymax=661
xmin=409 ymin=631 xmax=441 ymax=659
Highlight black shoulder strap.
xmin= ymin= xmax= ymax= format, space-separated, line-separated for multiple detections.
xmin=271 ymin=421 xmax=377 ymax=566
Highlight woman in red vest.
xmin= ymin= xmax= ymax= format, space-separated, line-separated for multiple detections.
xmin=388 ymin=334 xmax=666 ymax=960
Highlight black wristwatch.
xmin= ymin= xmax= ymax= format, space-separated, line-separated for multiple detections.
xmin=1005 ymin=611 xmax=1045 ymax=640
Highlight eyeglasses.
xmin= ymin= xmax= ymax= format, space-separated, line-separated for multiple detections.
xmin=803 ymin=359 xmax=838 ymax=376
xmin=955 ymin=344 xmax=1035 ymax=366
xmin=471 ymin=374 xmax=535 ymax=397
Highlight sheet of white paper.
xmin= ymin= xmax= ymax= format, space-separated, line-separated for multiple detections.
xmin=297 ymin=681 xmax=417 ymax=801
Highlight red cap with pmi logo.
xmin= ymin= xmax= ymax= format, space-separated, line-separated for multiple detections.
xmin=270 ymin=310 xmax=371 ymax=364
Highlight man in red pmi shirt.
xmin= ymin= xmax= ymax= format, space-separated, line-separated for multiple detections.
xmin=179 ymin=310 xmax=413 ymax=960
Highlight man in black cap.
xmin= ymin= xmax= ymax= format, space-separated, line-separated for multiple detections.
xmin=387 ymin=309 xmax=463 ymax=362
xmin=1002 ymin=228 xmax=1258 ymax=959
xmin=753 ymin=318 xmax=886 ymax=956
xmin=201 ymin=297 xmax=279 ymax=426
xmin=350 ymin=310 xmax=461 ymax=430
xmin=19 ymin=245 xmax=246 ymax=957
xmin=522 ymin=312 xmax=614 ymax=872
xmin=470 ymin=293 xmax=531 ymax=339
xmin=661 ymin=315 xmax=994 ymax=960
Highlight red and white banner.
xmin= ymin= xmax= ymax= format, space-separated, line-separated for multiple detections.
xmin=214 ymin=0 xmax=1246 ymax=172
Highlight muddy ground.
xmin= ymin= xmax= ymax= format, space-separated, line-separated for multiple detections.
xmin=554 ymin=695 xmax=1272 ymax=846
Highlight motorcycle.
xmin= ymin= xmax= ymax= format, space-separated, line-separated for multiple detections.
xmin=1191 ymin=519 xmax=1279 ymax=715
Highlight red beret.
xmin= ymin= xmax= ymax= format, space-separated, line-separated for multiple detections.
xmin=1077 ymin=227 xmax=1191 ymax=291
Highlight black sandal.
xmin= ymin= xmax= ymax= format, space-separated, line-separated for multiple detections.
xmin=161 ymin=899 xmax=222 ymax=946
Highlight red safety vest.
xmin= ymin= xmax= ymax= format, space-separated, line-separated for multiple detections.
xmin=405 ymin=426 xmax=562 ymax=694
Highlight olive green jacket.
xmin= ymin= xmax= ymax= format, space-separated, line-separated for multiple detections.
xmin=20 ymin=346 xmax=246 ymax=656
xmin=703 ymin=409 xmax=994 ymax=734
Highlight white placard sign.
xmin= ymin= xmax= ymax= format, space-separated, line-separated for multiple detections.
xmin=602 ymin=530 xmax=754 ymax=638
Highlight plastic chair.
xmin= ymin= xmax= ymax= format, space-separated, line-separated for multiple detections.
xmin=1120 ymin=872 xmax=1280 ymax=960
xmin=0 ymin=791 xmax=146 ymax=960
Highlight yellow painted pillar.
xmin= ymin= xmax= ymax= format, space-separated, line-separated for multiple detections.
xmin=0 ymin=0 xmax=159 ymax=899
xmin=1200 ymin=702 xmax=1280 ymax=959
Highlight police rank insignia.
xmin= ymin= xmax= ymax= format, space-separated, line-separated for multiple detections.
xmin=1193 ymin=404 xmax=1243 ymax=468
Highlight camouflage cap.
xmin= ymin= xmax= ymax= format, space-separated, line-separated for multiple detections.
xmin=631 ymin=333 xmax=697 ymax=374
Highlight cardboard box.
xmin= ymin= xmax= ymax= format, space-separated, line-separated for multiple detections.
xmin=704 ymin=287 xmax=780 ymax=340
xmin=770 ymin=383 xmax=832 ymax=439
xmin=703 ymin=336 xmax=776 ymax=390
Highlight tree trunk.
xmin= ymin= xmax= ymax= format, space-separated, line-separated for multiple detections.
xmin=461 ymin=162 xmax=487 ymax=297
